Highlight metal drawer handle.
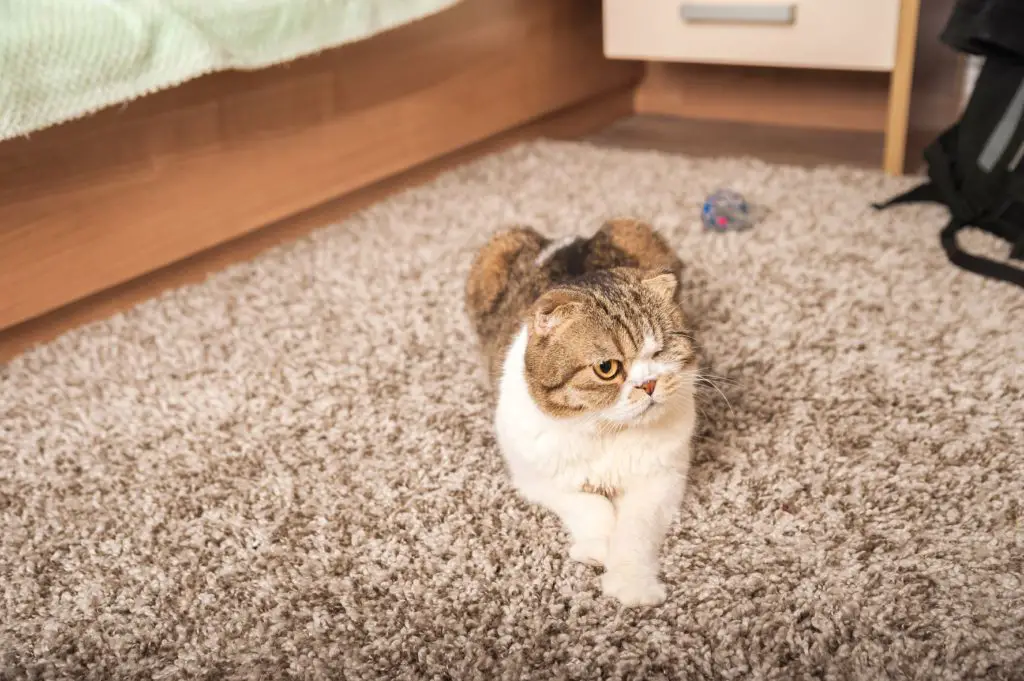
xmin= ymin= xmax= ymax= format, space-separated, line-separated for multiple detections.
xmin=680 ymin=3 xmax=796 ymax=25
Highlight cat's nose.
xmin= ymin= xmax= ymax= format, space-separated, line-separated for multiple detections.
xmin=637 ymin=379 xmax=657 ymax=396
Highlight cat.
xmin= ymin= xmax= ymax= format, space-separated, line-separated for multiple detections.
xmin=465 ymin=218 xmax=697 ymax=607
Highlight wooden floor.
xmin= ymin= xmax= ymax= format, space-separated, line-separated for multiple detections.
xmin=0 ymin=110 xmax=907 ymax=362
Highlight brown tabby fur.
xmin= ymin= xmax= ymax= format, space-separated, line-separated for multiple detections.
xmin=465 ymin=218 xmax=689 ymax=393
xmin=522 ymin=268 xmax=695 ymax=420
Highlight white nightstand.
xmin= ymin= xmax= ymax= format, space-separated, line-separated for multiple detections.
xmin=603 ymin=0 xmax=931 ymax=174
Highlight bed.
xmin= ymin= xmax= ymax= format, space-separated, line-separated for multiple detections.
xmin=0 ymin=0 xmax=459 ymax=140
xmin=0 ymin=0 xmax=639 ymax=339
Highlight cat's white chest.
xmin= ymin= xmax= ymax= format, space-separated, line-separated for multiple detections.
xmin=494 ymin=327 xmax=693 ymax=494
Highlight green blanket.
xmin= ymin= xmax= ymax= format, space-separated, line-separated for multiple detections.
xmin=0 ymin=0 xmax=459 ymax=141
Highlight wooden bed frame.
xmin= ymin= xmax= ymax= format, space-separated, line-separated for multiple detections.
xmin=0 ymin=0 xmax=640 ymax=342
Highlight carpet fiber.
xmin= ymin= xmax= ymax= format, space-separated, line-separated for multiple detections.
xmin=2 ymin=142 xmax=1023 ymax=680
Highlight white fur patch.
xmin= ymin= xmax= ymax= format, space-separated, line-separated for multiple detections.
xmin=494 ymin=325 xmax=696 ymax=607
xmin=626 ymin=334 xmax=672 ymax=389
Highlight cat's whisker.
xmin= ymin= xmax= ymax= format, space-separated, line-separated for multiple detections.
xmin=693 ymin=366 xmax=740 ymax=382
xmin=692 ymin=401 xmax=712 ymax=424
xmin=693 ymin=375 xmax=735 ymax=413
xmin=700 ymin=375 xmax=740 ymax=385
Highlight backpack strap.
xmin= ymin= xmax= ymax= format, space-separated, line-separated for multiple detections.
xmin=1002 ymin=173 xmax=1024 ymax=260
xmin=871 ymin=128 xmax=974 ymax=217
xmin=871 ymin=181 xmax=945 ymax=210
xmin=1012 ymin=239 xmax=1024 ymax=260
xmin=941 ymin=219 xmax=1024 ymax=288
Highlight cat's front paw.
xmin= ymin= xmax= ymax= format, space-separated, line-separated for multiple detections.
xmin=601 ymin=569 xmax=667 ymax=607
xmin=569 ymin=538 xmax=608 ymax=567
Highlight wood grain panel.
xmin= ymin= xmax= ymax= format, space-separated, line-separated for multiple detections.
xmin=635 ymin=62 xmax=891 ymax=132
xmin=591 ymin=115 xmax=884 ymax=169
xmin=0 ymin=90 xmax=635 ymax=362
xmin=0 ymin=0 xmax=641 ymax=331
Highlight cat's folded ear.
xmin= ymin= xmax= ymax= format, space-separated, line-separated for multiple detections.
xmin=531 ymin=288 xmax=584 ymax=336
xmin=641 ymin=270 xmax=679 ymax=302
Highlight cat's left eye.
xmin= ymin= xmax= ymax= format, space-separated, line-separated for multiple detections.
xmin=593 ymin=360 xmax=621 ymax=380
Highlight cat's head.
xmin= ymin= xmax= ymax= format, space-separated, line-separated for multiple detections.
xmin=523 ymin=268 xmax=696 ymax=428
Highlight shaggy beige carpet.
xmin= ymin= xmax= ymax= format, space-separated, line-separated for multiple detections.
xmin=2 ymin=142 xmax=1023 ymax=681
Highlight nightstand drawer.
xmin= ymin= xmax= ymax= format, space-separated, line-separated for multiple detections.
xmin=604 ymin=0 xmax=902 ymax=71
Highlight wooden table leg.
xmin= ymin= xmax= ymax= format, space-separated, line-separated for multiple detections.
xmin=883 ymin=0 xmax=922 ymax=175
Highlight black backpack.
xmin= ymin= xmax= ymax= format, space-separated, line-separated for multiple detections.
xmin=874 ymin=0 xmax=1024 ymax=289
